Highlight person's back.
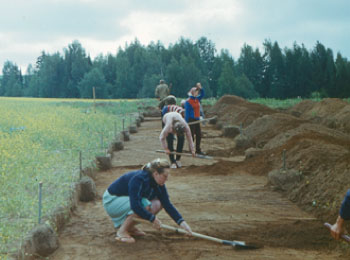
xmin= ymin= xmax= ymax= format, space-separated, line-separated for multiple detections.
xmin=158 ymin=95 xmax=176 ymax=110
xmin=155 ymin=80 xmax=170 ymax=101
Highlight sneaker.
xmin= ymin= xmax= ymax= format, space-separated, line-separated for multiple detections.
xmin=176 ymin=161 xmax=182 ymax=168
xmin=170 ymin=163 xmax=177 ymax=169
xmin=196 ymin=151 xmax=206 ymax=156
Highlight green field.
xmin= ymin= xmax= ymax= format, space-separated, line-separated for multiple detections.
xmin=0 ymin=97 xmax=157 ymax=258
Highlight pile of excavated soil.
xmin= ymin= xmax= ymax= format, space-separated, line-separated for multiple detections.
xmin=206 ymin=95 xmax=350 ymax=226
xmin=286 ymin=100 xmax=316 ymax=117
xmin=206 ymin=95 xmax=276 ymax=128
xmin=288 ymin=98 xmax=350 ymax=134
xmin=243 ymin=113 xmax=307 ymax=148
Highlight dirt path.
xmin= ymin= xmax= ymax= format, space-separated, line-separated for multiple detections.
xmin=50 ymin=119 xmax=345 ymax=259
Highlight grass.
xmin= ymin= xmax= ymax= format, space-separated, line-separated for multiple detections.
xmin=0 ymin=97 xmax=157 ymax=258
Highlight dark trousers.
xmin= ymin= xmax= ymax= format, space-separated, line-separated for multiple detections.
xmin=166 ymin=133 xmax=184 ymax=163
xmin=188 ymin=118 xmax=201 ymax=153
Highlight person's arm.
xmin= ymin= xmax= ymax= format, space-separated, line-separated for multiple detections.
xmin=159 ymin=122 xmax=171 ymax=152
xmin=161 ymin=106 xmax=168 ymax=116
xmin=331 ymin=190 xmax=350 ymax=240
xmin=168 ymin=83 xmax=172 ymax=94
xmin=197 ymin=88 xmax=205 ymax=102
xmin=129 ymin=176 xmax=155 ymax=222
xmin=340 ymin=189 xmax=350 ymax=220
xmin=156 ymin=185 xmax=183 ymax=224
xmin=184 ymin=101 xmax=193 ymax=122
xmin=156 ymin=185 xmax=192 ymax=235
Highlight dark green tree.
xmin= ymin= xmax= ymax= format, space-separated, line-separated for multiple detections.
xmin=1 ymin=61 xmax=23 ymax=96
xmin=235 ymin=74 xmax=259 ymax=99
xmin=78 ymin=67 xmax=107 ymax=98
xmin=217 ymin=61 xmax=236 ymax=97
xmin=63 ymin=40 xmax=91 ymax=97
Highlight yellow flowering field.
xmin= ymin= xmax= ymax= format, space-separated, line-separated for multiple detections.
xmin=0 ymin=97 xmax=156 ymax=258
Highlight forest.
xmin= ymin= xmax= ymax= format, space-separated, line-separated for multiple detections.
xmin=1 ymin=37 xmax=349 ymax=99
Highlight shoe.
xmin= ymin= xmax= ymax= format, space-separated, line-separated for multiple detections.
xmin=176 ymin=161 xmax=182 ymax=168
xmin=196 ymin=151 xmax=206 ymax=155
xmin=170 ymin=163 xmax=177 ymax=169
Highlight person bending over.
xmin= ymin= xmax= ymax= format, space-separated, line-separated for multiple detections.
xmin=160 ymin=111 xmax=195 ymax=168
xmin=103 ymin=158 xmax=192 ymax=243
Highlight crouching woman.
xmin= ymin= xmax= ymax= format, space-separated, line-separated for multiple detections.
xmin=103 ymin=158 xmax=192 ymax=243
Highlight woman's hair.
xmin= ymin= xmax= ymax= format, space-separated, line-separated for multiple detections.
xmin=173 ymin=120 xmax=185 ymax=136
xmin=142 ymin=158 xmax=170 ymax=174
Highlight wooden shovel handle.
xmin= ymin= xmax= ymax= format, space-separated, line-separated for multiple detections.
xmin=156 ymin=150 xmax=213 ymax=160
xmin=133 ymin=218 xmax=240 ymax=245
xmin=324 ymin=222 xmax=350 ymax=242
xmin=187 ymin=116 xmax=216 ymax=126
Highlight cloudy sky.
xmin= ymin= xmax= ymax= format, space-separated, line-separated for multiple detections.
xmin=0 ymin=0 xmax=349 ymax=73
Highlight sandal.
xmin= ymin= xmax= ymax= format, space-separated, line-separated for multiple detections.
xmin=130 ymin=228 xmax=146 ymax=237
xmin=115 ymin=233 xmax=135 ymax=243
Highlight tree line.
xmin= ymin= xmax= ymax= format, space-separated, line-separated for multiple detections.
xmin=1 ymin=37 xmax=349 ymax=99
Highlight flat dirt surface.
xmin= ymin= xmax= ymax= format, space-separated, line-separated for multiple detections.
xmin=49 ymin=119 xmax=346 ymax=260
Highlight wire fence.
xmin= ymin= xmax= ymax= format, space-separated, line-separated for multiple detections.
xmin=0 ymin=112 xmax=142 ymax=259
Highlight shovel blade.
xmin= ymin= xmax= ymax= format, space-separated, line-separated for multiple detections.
xmin=223 ymin=240 xmax=262 ymax=250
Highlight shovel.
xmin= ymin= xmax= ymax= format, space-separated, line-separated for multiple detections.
xmin=187 ymin=116 xmax=217 ymax=126
xmin=134 ymin=218 xmax=261 ymax=250
xmin=324 ymin=222 xmax=350 ymax=242
xmin=156 ymin=149 xmax=213 ymax=160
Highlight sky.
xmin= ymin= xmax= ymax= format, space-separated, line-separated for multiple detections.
xmin=0 ymin=0 xmax=349 ymax=73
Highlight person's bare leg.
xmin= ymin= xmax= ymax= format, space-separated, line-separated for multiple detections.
xmin=150 ymin=199 xmax=162 ymax=214
xmin=116 ymin=214 xmax=136 ymax=243
xmin=130 ymin=199 xmax=163 ymax=236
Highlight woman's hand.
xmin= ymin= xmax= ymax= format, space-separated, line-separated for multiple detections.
xmin=191 ymin=151 xmax=196 ymax=157
xmin=180 ymin=221 xmax=192 ymax=236
xmin=331 ymin=216 xmax=345 ymax=240
xmin=165 ymin=149 xmax=171 ymax=155
xmin=152 ymin=217 xmax=162 ymax=230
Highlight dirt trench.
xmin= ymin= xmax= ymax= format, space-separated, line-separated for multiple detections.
xmin=49 ymin=119 xmax=346 ymax=260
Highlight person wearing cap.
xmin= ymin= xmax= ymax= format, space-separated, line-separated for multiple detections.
xmin=184 ymin=82 xmax=205 ymax=155
xmin=158 ymin=95 xmax=177 ymax=110
xmin=103 ymin=158 xmax=192 ymax=243
xmin=330 ymin=189 xmax=350 ymax=240
xmin=155 ymin=80 xmax=170 ymax=101
xmin=160 ymin=111 xmax=195 ymax=168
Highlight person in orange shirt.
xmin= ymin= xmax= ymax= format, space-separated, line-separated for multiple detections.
xmin=184 ymin=83 xmax=205 ymax=155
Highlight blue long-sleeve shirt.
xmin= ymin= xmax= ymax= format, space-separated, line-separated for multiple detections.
xmin=107 ymin=170 xmax=184 ymax=224
xmin=185 ymin=88 xmax=205 ymax=122
xmin=340 ymin=189 xmax=350 ymax=220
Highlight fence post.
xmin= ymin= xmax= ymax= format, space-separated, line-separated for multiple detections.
xmin=93 ymin=87 xmax=96 ymax=113
xmin=114 ymin=121 xmax=117 ymax=138
xmin=79 ymin=150 xmax=82 ymax=179
xmin=122 ymin=118 xmax=125 ymax=131
xmin=100 ymin=133 xmax=104 ymax=153
xmin=282 ymin=149 xmax=286 ymax=170
xmin=38 ymin=182 xmax=43 ymax=224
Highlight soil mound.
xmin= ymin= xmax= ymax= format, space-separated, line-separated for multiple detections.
xmin=205 ymin=97 xmax=350 ymax=224
xmin=244 ymin=113 xmax=307 ymax=148
xmin=287 ymin=100 xmax=316 ymax=117
xmin=288 ymin=98 xmax=350 ymax=133
xmin=244 ymin=127 xmax=350 ymax=222
xmin=206 ymin=95 xmax=276 ymax=128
